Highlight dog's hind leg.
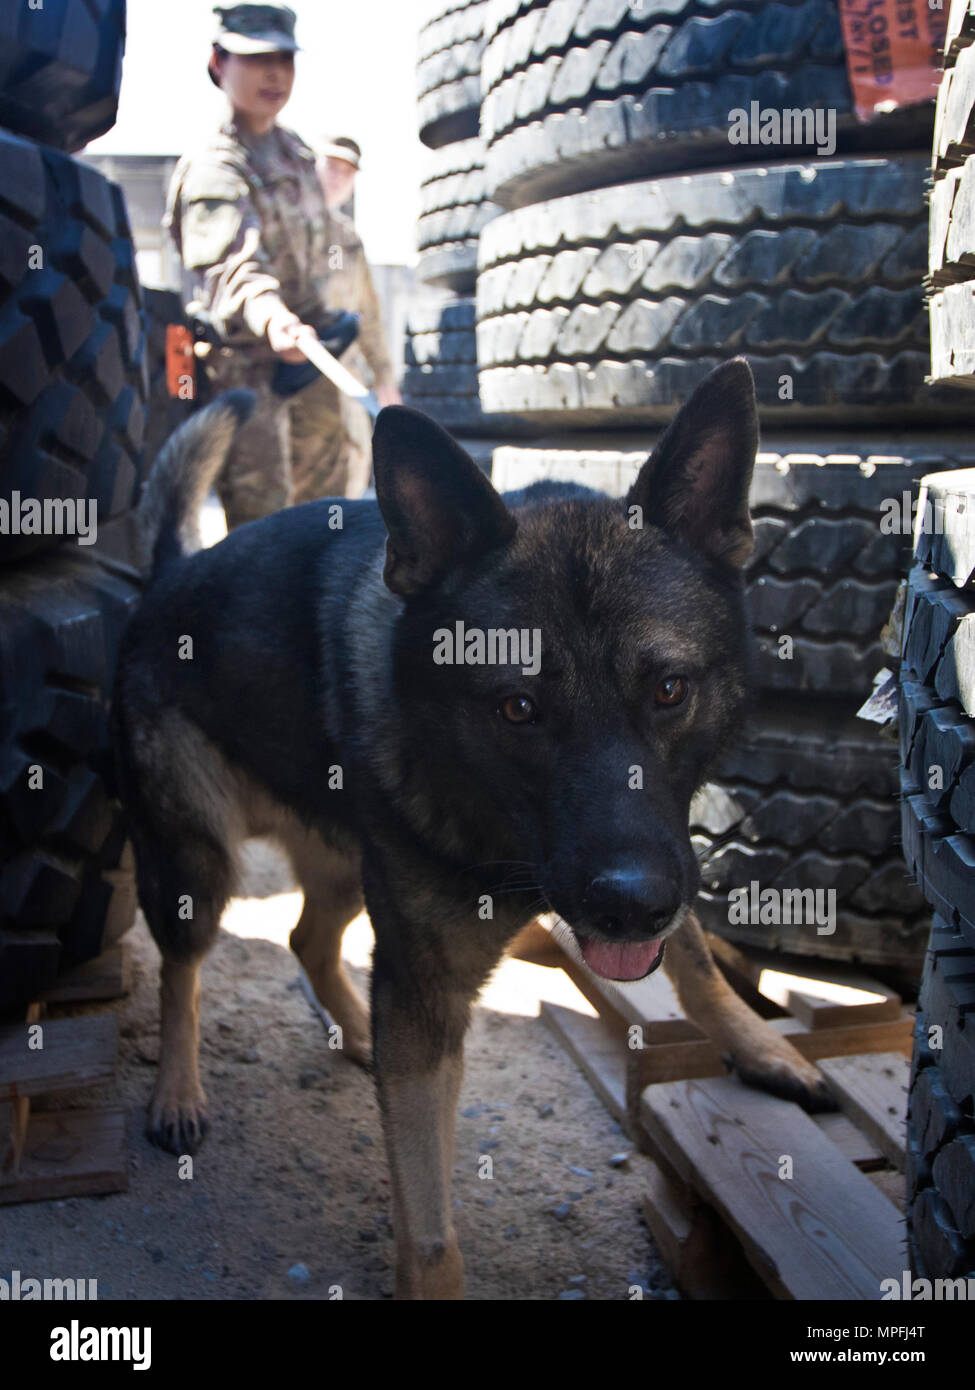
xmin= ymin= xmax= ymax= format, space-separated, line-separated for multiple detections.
xmin=134 ymin=826 xmax=235 ymax=1155
xmin=279 ymin=827 xmax=371 ymax=1068
xmin=119 ymin=712 xmax=243 ymax=1155
xmin=663 ymin=911 xmax=835 ymax=1112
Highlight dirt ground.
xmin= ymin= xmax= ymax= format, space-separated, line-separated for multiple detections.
xmin=3 ymin=840 xmax=680 ymax=1302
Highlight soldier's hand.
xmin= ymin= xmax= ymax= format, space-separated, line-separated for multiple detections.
xmin=376 ymin=382 xmax=402 ymax=409
xmin=267 ymin=311 xmax=315 ymax=363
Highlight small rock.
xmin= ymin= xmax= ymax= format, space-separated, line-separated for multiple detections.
xmin=608 ymin=1152 xmax=630 ymax=1168
xmin=355 ymin=1131 xmax=373 ymax=1146
xmin=569 ymin=1165 xmax=594 ymax=1178
xmin=358 ymin=1229 xmax=378 ymax=1243
xmin=217 ymin=1020 xmax=234 ymax=1035
xmin=568 ymin=1274 xmax=586 ymax=1285
xmin=537 ymin=1104 xmax=554 ymax=1119
xmin=287 ymin=1263 xmax=311 ymax=1284
xmin=239 ymin=1048 xmax=260 ymax=1064
xmin=567 ymin=1191 xmax=583 ymax=1202
xmin=552 ymin=1203 xmax=572 ymax=1221
xmin=503 ymin=1225 xmax=521 ymax=1240
xmin=558 ymin=1289 xmax=585 ymax=1300
xmin=297 ymin=1070 xmax=321 ymax=1089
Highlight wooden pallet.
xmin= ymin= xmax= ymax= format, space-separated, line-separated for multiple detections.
xmin=0 ymin=943 xmax=130 ymax=1205
xmin=508 ymin=920 xmax=911 ymax=1300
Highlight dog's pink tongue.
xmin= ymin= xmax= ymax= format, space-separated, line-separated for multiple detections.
xmin=579 ymin=938 xmax=663 ymax=981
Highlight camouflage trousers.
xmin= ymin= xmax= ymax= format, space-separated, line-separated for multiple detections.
xmin=203 ymin=352 xmax=371 ymax=530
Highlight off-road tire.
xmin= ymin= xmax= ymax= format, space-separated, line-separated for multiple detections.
xmin=0 ymin=130 xmax=148 ymax=563
xmin=0 ymin=0 xmax=125 ymax=153
xmin=0 ymin=549 xmax=140 ymax=1013
xmin=906 ymin=918 xmax=975 ymax=1281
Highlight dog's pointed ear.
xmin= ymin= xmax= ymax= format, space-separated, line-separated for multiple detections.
xmin=625 ymin=358 xmax=758 ymax=570
xmin=372 ymin=405 xmax=516 ymax=596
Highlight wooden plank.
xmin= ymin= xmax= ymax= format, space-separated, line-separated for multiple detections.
xmin=813 ymin=1111 xmax=885 ymax=1170
xmin=506 ymin=917 xmax=565 ymax=966
xmin=641 ymin=1159 xmax=770 ymax=1301
xmin=2 ymin=1003 xmax=41 ymax=1176
xmin=631 ymin=1012 xmax=912 ymax=1089
xmin=39 ymin=943 xmax=130 ymax=1005
xmin=0 ymin=1108 xmax=127 ymax=1204
xmin=0 ymin=1016 xmax=116 ymax=1100
xmin=868 ymin=1168 xmax=907 ymax=1214
xmin=540 ymin=919 xmax=698 ymax=1043
xmin=817 ymin=1053 xmax=910 ymax=1171
xmin=705 ymin=943 xmax=899 ymax=1029
xmin=540 ymin=1002 xmax=627 ymax=1124
xmin=639 ymin=1076 xmax=905 ymax=1300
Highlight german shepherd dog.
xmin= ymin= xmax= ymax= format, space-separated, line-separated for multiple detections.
xmin=112 ymin=358 xmax=832 ymax=1299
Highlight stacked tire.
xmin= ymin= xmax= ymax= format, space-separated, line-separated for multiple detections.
xmin=0 ymin=0 xmax=145 ymax=1013
xmin=482 ymin=0 xmax=952 ymax=972
xmin=899 ymin=469 xmax=975 ymax=1281
xmin=928 ymin=1 xmax=975 ymax=387
xmin=407 ymin=0 xmax=525 ymax=456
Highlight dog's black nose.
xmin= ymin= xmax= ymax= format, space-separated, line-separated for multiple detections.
xmin=585 ymin=868 xmax=681 ymax=937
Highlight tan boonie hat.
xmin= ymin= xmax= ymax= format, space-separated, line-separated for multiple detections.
xmin=213 ymin=4 xmax=300 ymax=55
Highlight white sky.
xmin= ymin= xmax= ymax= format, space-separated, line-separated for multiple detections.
xmin=88 ymin=0 xmax=440 ymax=265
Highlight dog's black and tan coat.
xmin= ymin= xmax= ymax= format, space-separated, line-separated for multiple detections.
xmin=113 ymin=361 xmax=832 ymax=1299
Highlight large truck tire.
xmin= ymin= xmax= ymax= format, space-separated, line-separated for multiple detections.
xmin=475 ymin=156 xmax=963 ymax=428
xmin=418 ymin=0 xmax=490 ymax=148
xmin=492 ymin=434 xmax=975 ymax=699
xmin=0 ymin=129 xmax=148 ymax=563
xmin=0 ymin=549 xmax=140 ymax=1013
xmin=899 ymin=465 xmax=975 ymax=1278
xmin=481 ymin=0 xmax=934 ymax=207
xmin=0 ymin=0 xmax=126 ymax=154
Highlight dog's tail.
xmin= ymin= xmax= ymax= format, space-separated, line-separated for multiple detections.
xmin=133 ymin=389 xmax=255 ymax=582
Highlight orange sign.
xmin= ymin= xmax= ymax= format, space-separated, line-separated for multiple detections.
xmin=839 ymin=0 xmax=946 ymax=120
xmin=165 ymin=324 xmax=196 ymax=400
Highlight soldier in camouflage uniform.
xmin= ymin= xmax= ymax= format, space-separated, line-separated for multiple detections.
xmin=298 ymin=138 xmax=402 ymax=501
xmin=165 ymin=4 xmax=357 ymax=528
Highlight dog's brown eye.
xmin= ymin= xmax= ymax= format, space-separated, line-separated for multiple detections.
xmin=655 ymin=676 xmax=689 ymax=708
xmin=500 ymin=695 xmax=536 ymax=724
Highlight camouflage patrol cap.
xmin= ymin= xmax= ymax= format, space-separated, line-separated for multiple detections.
xmin=213 ymin=4 xmax=300 ymax=55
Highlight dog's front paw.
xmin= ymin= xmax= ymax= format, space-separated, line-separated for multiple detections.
xmin=721 ymin=1045 xmax=835 ymax=1114
xmin=147 ymin=1085 xmax=210 ymax=1155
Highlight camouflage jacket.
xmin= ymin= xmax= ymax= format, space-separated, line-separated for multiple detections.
xmin=165 ymin=117 xmax=332 ymax=361
xmin=321 ymin=207 xmax=395 ymax=390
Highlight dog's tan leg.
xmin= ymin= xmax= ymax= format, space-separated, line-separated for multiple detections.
xmin=663 ymin=912 xmax=834 ymax=1111
xmin=148 ymin=955 xmax=209 ymax=1154
xmin=282 ymin=830 xmax=371 ymax=1067
xmin=381 ymin=1052 xmax=466 ymax=1300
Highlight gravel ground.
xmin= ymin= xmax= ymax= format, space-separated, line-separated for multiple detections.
xmin=2 ymin=841 xmax=679 ymax=1302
